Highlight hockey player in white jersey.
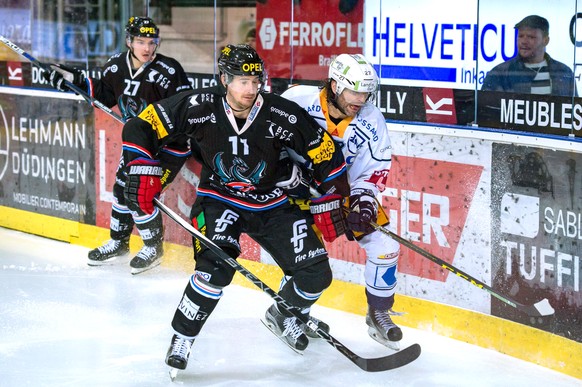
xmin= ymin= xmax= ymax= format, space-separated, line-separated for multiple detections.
xmin=281 ymin=54 xmax=403 ymax=349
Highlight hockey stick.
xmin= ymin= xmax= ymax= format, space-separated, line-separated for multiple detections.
xmin=154 ymin=198 xmax=420 ymax=372
xmin=0 ymin=35 xmax=125 ymax=124
xmin=349 ymin=210 xmax=555 ymax=317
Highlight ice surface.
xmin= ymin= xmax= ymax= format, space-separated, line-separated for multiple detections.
xmin=0 ymin=227 xmax=579 ymax=387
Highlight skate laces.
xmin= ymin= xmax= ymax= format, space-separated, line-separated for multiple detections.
xmin=136 ymin=245 xmax=158 ymax=261
xmin=373 ymin=309 xmax=397 ymax=330
xmin=171 ymin=335 xmax=193 ymax=358
xmin=282 ymin=316 xmax=304 ymax=341
xmin=98 ymin=239 xmax=121 ymax=254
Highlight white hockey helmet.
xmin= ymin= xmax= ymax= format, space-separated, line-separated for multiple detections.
xmin=328 ymin=54 xmax=379 ymax=96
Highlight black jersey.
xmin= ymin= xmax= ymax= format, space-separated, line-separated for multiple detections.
xmin=88 ymin=51 xmax=191 ymax=119
xmin=122 ymin=88 xmax=349 ymax=211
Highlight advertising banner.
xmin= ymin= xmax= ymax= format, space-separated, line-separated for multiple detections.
xmin=491 ymin=143 xmax=582 ymax=342
xmin=478 ymin=91 xmax=581 ymax=137
xmin=256 ymin=0 xmax=364 ymax=81
xmin=364 ymin=0 xmax=579 ymax=91
xmin=0 ymin=92 xmax=95 ymax=223
xmin=382 ymin=155 xmax=484 ymax=281
xmin=376 ymin=84 xmax=475 ymax=126
xmin=2 ymin=87 xmax=579 ymax=342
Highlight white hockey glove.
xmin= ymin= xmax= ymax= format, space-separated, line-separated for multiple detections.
xmin=276 ymin=163 xmax=310 ymax=198
xmin=44 ymin=64 xmax=86 ymax=92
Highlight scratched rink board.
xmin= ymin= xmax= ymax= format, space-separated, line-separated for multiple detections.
xmin=491 ymin=143 xmax=582 ymax=342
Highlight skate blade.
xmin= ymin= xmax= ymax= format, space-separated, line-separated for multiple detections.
xmin=260 ymin=318 xmax=305 ymax=355
xmin=87 ymin=250 xmax=131 ymax=266
xmin=130 ymin=260 xmax=161 ymax=275
xmin=87 ymin=257 xmax=119 ymax=266
xmin=169 ymin=367 xmax=179 ymax=381
xmin=368 ymin=327 xmax=401 ymax=351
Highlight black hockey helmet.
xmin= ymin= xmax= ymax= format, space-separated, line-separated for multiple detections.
xmin=218 ymin=44 xmax=264 ymax=79
xmin=125 ymin=16 xmax=159 ymax=39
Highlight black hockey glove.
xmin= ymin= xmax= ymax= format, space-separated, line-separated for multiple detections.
xmin=124 ymin=159 xmax=163 ymax=215
xmin=346 ymin=189 xmax=377 ymax=234
xmin=44 ymin=64 xmax=86 ymax=92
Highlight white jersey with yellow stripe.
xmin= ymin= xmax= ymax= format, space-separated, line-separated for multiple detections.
xmin=281 ymin=85 xmax=393 ymax=197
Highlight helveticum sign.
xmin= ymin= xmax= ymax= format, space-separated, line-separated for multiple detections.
xmin=364 ymin=0 xmax=580 ymax=91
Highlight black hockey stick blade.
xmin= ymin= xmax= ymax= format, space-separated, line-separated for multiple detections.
xmin=355 ymin=343 xmax=421 ymax=372
xmin=310 ymin=319 xmax=421 ymax=372
xmin=154 ymin=198 xmax=421 ymax=372
xmin=359 ymin=214 xmax=555 ymax=317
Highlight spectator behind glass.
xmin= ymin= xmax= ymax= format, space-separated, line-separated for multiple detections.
xmin=481 ymin=15 xmax=577 ymax=97
xmin=244 ymin=28 xmax=256 ymax=49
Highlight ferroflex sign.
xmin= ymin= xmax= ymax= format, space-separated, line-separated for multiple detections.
xmin=256 ymin=0 xmax=364 ymax=80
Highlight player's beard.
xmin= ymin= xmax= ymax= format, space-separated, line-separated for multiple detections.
xmin=226 ymin=92 xmax=256 ymax=112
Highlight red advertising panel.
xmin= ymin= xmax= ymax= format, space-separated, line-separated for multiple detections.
xmin=325 ymin=155 xmax=484 ymax=283
xmin=382 ymin=156 xmax=484 ymax=281
xmin=6 ymin=61 xmax=24 ymax=87
xmin=422 ymin=87 xmax=458 ymax=124
xmin=256 ymin=0 xmax=363 ymax=81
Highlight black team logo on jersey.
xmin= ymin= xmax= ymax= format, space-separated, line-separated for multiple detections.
xmin=213 ymin=152 xmax=266 ymax=192
xmin=118 ymin=95 xmax=147 ymax=120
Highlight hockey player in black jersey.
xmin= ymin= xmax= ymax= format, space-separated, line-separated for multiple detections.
xmin=45 ymin=16 xmax=192 ymax=274
xmin=120 ymin=44 xmax=350 ymax=373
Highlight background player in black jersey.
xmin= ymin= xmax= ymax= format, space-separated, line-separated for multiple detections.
xmin=120 ymin=44 xmax=350 ymax=373
xmin=45 ymin=16 xmax=192 ymax=274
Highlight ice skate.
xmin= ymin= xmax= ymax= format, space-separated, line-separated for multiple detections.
xmin=301 ymin=313 xmax=330 ymax=339
xmin=165 ymin=334 xmax=195 ymax=380
xmin=262 ymin=304 xmax=309 ymax=353
xmin=366 ymin=307 xmax=403 ymax=351
xmin=130 ymin=243 xmax=163 ymax=275
xmin=87 ymin=238 xmax=129 ymax=266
